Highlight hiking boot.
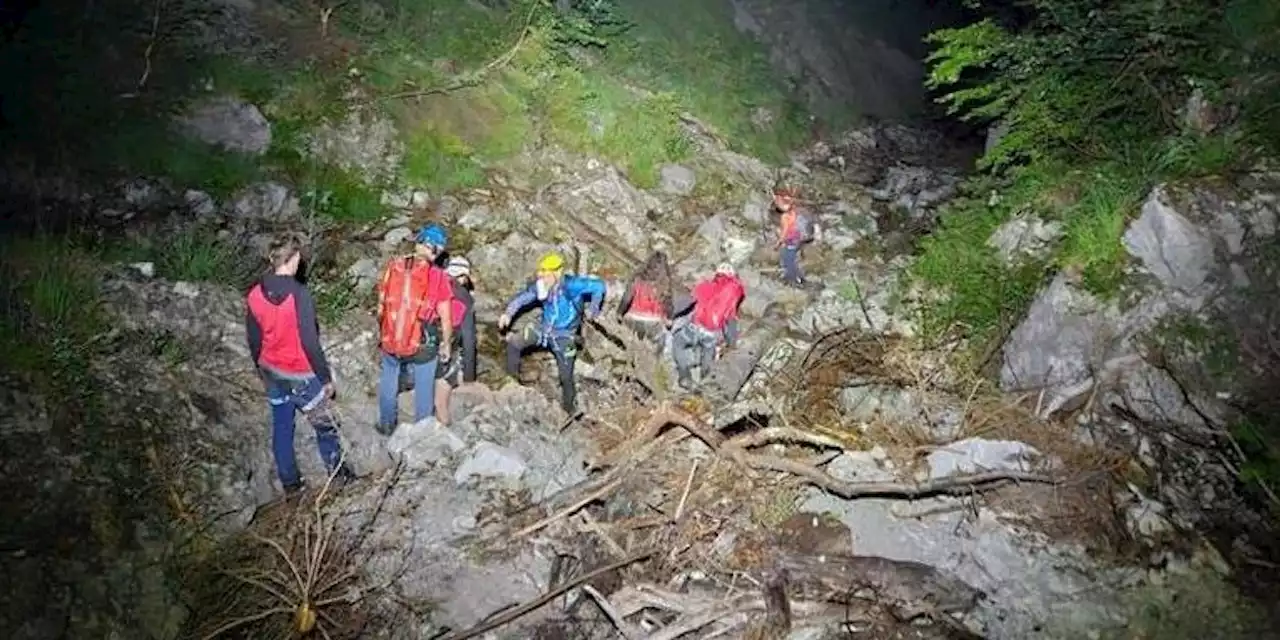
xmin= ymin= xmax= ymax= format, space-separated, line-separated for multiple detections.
xmin=375 ymin=422 xmax=396 ymax=437
xmin=677 ymin=375 xmax=696 ymax=392
xmin=282 ymin=481 xmax=306 ymax=500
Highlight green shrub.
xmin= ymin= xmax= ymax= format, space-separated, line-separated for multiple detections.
xmin=0 ymin=236 xmax=103 ymax=385
xmin=916 ymin=0 xmax=1280 ymax=357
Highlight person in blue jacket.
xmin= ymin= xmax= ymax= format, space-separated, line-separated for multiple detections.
xmin=497 ymin=251 xmax=607 ymax=415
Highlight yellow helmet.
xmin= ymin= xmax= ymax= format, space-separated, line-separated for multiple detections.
xmin=536 ymin=252 xmax=565 ymax=273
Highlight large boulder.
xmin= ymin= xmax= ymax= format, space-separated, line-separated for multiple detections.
xmin=174 ymin=95 xmax=272 ymax=155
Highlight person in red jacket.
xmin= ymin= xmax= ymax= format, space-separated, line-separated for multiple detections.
xmin=617 ymin=251 xmax=679 ymax=353
xmin=672 ymin=263 xmax=746 ymax=391
xmin=245 ymin=233 xmax=355 ymax=495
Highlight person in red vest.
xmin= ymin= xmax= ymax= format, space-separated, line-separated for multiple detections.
xmin=245 ymin=232 xmax=355 ymax=495
xmin=672 ymin=263 xmax=746 ymax=391
xmin=617 ymin=251 xmax=679 ymax=353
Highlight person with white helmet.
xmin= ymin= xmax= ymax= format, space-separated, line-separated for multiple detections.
xmin=433 ymin=255 xmax=477 ymax=425
xmin=672 ymin=263 xmax=746 ymax=391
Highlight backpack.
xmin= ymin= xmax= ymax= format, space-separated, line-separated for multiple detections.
xmin=692 ymin=275 xmax=743 ymax=332
xmin=797 ymin=211 xmax=819 ymax=244
xmin=378 ymin=256 xmax=444 ymax=358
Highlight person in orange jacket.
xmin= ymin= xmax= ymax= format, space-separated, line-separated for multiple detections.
xmin=773 ymin=183 xmax=817 ymax=287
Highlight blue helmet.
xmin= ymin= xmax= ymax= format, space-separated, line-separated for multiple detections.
xmin=416 ymin=223 xmax=448 ymax=248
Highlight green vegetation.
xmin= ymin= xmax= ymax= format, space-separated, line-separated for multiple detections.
xmin=0 ymin=236 xmax=104 ymax=390
xmin=914 ymin=0 xmax=1280 ymax=353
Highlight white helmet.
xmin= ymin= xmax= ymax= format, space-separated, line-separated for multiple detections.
xmin=715 ymin=262 xmax=735 ymax=277
xmin=445 ymin=256 xmax=471 ymax=279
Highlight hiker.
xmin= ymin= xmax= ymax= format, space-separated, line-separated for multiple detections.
xmin=376 ymin=224 xmax=454 ymax=434
xmin=672 ymin=263 xmax=746 ymax=391
xmin=772 ymin=182 xmax=817 ymax=287
xmin=245 ymin=232 xmax=355 ymax=494
xmin=616 ymin=250 xmax=680 ymax=352
xmin=433 ymin=256 xmax=478 ymax=426
xmin=497 ymin=251 xmax=607 ymax=415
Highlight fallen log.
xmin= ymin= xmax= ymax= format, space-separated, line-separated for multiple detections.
xmin=772 ymin=553 xmax=986 ymax=621
xmin=649 ymin=406 xmax=1058 ymax=499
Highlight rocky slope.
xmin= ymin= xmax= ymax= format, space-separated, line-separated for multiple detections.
xmin=3 ymin=0 xmax=1279 ymax=639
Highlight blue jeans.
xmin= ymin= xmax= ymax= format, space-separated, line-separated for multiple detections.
xmin=378 ymin=352 xmax=439 ymax=430
xmin=781 ymin=244 xmax=804 ymax=285
xmin=264 ymin=373 xmax=343 ymax=489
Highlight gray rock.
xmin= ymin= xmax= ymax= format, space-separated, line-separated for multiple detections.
xmin=129 ymin=262 xmax=156 ymax=278
xmin=387 ymin=419 xmax=467 ymax=470
xmin=926 ymin=439 xmax=1040 ymax=479
xmin=1123 ymin=494 xmax=1174 ymax=540
xmin=306 ymin=110 xmax=403 ymax=184
xmin=988 ymin=216 xmax=1064 ymax=265
xmin=741 ymin=191 xmax=771 ymax=225
xmin=382 ymin=226 xmax=413 ymax=250
xmin=226 ymin=182 xmax=299 ymax=220
xmin=345 ymin=258 xmax=381 ymax=292
xmin=1000 ymin=272 xmax=1121 ymax=394
xmin=1122 ymin=187 xmax=1217 ymax=295
xmin=659 ymin=164 xmax=697 ymax=195
xmin=183 ymin=189 xmax=217 ymax=217
xmin=454 ymin=441 xmax=528 ymax=485
xmin=174 ymin=95 xmax=272 ymax=155
xmin=381 ymin=188 xmax=430 ymax=210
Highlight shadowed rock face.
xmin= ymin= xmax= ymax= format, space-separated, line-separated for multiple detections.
xmin=724 ymin=0 xmax=965 ymax=122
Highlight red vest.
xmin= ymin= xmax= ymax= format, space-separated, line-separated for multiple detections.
xmin=627 ymin=281 xmax=665 ymax=320
xmin=246 ymin=285 xmax=312 ymax=375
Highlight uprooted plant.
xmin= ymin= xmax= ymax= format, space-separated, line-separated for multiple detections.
xmin=182 ymin=464 xmax=407 ymax=639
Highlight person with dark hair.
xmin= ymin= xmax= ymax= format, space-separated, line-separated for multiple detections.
xmin=617 ymin=250 xmax=682 ymax=352
xmin=433 ymin=256 xmax=478 ymax=425
xmin=245 ymin=232 xmax=355 ymax=495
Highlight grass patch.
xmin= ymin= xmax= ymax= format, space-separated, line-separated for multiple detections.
xmin=602 ymin=0 xmax=812 ymax=162
xmin=534 ymin=67 xmax=692 ymax=187
xmin=0 ymin=236 xmax=103 ymax=393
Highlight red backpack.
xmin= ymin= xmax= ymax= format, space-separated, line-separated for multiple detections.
xmin=692 ymin=275 xmax=744 ymax=332
xmin=378 ymin=257 xmax=447 ymax=357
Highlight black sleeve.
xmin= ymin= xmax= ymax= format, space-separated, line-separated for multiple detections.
xmin=671 ymin=288 xmax=696 ymax=318
xmin=294 ymin=285 xmax=333 ymax=384
xmin=460 ymin=289 xmax=478 ymax=382
xmin=617 ymin=277 xmax=637 ymax=318
xmin=245 ymin=305 xmax=263 ymax=367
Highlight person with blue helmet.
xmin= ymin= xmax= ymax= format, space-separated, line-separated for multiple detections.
xmin=374 ymin=223 xmax=454 ymax=433
xmin=497 ymin=251 xmax=606 ymax=415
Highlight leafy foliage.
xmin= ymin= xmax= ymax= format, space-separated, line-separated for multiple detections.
xmin=914 ymin=0 xmax=1280 ymax=354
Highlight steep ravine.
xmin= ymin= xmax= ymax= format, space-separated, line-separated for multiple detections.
xmin=2 ymin=0 xmax=1279 ymax=639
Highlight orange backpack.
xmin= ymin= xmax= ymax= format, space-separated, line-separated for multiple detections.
xmin=378 ymin=256 xmax=443 ymax=358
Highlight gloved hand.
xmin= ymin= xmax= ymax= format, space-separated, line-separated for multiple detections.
xmin=498 ymin=314 xmax=510 ymax=331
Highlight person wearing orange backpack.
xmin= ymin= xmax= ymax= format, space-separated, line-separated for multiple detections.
xmin=672 ymin=263 xmax=746 ymax=391
xmin=772 ymin=182 xmax=817 ymax=288
xmin=245 ymin=232 xmax=356 ymax=495
xmin=375 ymin=224 xmax=454 ymax=434
xmin=617 ymin=250 xmax=679 ymax=353
xmin=432 ymin=256 xmax=477 ymax=426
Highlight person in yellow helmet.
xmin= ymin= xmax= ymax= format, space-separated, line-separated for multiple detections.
xmin=497 ymin=252 xmax=607 ymax=415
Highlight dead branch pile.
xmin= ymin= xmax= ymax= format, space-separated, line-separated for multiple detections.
xmin=181 ymin=473 xmax=392 ymax=640
xmin=444 ymin=323 xmax=1150 ymax=639
xmin=453 ymin=399 xmax=1056 ymax=639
